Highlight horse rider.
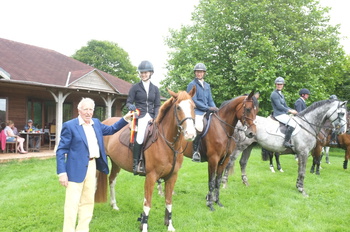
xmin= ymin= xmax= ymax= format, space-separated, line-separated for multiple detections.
xmin=329 ymin=94 xmax=338 ymax=145
xmin=270 ymin=77 xmax=298 ymax=149
xmin=126 ymin=60 xmax=161 ymax=175
xmin=294 ymin=88 xmax=311 ymax=113
xmin=187 ymin=63 xmax=218 ymax=162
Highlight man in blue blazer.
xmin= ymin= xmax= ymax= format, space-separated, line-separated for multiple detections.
xmin=56 ymin=97 xmax=132 ymax=232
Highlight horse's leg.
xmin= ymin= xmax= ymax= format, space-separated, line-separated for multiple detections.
xmin=239 ymin=143 xmax=254 ymax=186
xmin=214 ymin=158 xmax=231 ymax=208
xmin=269 ymin=151 xmax=275 ymax=173
xmin=222 ymin=152 xmax=236 ymax=189
xmin=163 ymin=173 xmax=178 ymax=232
xmin=343 ymin=147 xmax=350 ymax=169
xmin=275 ymin=153 xmax=283 ymax=172
xmin=157 ymin=179 xmax=164 ymax=197
xmin=109 ymin=160 xmax=121 ymax=210
xmin=325 ymin=147 xmax=330 ymax=164
xmin=139 ymin=173 xmax=157 ymax=232
xmin=296 ymin=152 xmax=308 ymax=197
xmin=206 ymin=160 xmax=218 ymax=211
xmin=311 ymin=144 xmax=322 ymax=175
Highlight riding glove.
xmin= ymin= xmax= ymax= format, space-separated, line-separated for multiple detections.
xmin=128 ymin=104 xmax=137 ymax=111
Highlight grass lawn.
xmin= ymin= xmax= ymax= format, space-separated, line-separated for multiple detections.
xmin=0 ymin=147 xmax=349 ymax=232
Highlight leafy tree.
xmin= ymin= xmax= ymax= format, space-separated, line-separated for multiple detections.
xmin=72 ymin=40 xmax=138 ymax=83
xmin=162 ymin=0 xmax=347 ymax=115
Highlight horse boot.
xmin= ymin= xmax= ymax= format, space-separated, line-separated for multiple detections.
xmin=132 ymin=142 xmax=142 ymax=175
xmin=283 ymin=126 xmax=295 ymax=149
xmin=192 ymin=134 xmax=201 ymax=162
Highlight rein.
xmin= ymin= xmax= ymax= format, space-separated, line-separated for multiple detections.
xmin=158 ymin=104 xmax=194 ymax=181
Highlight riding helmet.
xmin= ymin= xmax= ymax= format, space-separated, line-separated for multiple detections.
xmin=138 ymin=60 xmax=154 ymax=73
xmin=193 ymin=63 xmax=207 ymax=72
xmin=299 ymin=88 xmax=311 ymax=96
xmin=329 ymin=95 xmax=338 ymax=100
xmin=274 ymin=76 xmax=285 ymax=84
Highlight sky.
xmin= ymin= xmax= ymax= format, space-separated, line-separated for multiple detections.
xmin=2 ymin=0 xmax=349 ymax=86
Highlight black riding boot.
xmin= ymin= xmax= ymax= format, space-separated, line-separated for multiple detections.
xmin=192 ymin=134 xmax=201 ymax=162
xmin=284 ymin=126 xmax=295 ymax=149
xmin=132 ymin=143 xmax=142 ymax=175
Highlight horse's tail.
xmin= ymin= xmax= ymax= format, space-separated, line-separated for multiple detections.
xmin=261 ymin=148 xmax=272 ymax=161
xmin=95 ymin=171 xmax=108 ymax=203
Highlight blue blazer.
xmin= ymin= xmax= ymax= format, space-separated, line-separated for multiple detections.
xmin=187 ymin=78 xmax=216 ymax=115
xmin=56 ymin=117 xmax=128 ymax=183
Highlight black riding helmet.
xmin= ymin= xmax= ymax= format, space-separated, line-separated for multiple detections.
xmin=299 ymin=88 xmax=311 ymax=96
xmin=138 ymin=60 xmax=154 ymax=73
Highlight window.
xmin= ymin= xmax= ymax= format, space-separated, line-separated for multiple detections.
xmin=94 ymin=105 xmax=106 ymax=121
xmin=0 ymin=98 xmax=7 ymax=124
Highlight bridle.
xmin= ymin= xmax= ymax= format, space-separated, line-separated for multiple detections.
xmin=295 ymin=101 xmax=347 ymax=140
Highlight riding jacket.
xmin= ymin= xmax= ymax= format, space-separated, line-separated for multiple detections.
xmin=126 ymin=81 xmax=161 ymax=119
xmin=294 ymin=97 xmax=307 ymax=113
xmin=270 ymin=89 xmax=292 ymax=117
xmin=187 ymin=78 xmax=216 ymax=115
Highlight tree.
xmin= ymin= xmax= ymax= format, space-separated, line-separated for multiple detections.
xmin=72 ymin=40 xmax=138 ymax=83
xmin=162 ymin=0 xmax=348 ymax=115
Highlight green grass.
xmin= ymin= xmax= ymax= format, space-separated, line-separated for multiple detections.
xmin=0 ymin=147 xmax=349 ymax=232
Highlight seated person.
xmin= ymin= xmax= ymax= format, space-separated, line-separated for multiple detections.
xmin=24 ymin=119 xmax=40 ymax=151
xmin=5 ymin=120 xmax=27 ymax=154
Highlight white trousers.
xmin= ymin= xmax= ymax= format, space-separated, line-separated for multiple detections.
xmin=63 ymin=159 xmax=96 ymax=232
xmin=195 ymin=114 xmax=205 ymax=132
xmin=275 ymin=114 xmax=297 ymax=128
xmin=136 ymin=113 xmax=152 ymax=144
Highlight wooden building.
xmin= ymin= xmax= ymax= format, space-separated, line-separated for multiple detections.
xmin=0 ymin=38 xmax=133 ymax=148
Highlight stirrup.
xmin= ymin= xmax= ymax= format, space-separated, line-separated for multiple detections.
xmin=192 ymin=151 xmax=201 ymax=162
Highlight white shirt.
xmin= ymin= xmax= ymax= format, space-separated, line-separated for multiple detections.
xmin=78 ymin=116 xmax=100 ymax=159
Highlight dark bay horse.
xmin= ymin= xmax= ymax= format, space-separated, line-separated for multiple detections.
xmin=95 ymin=88 xmax=196 ymax=232
xmin=311 ymin=112 xmax=350 ymax=174
xmin=183 ymin=91 xmax=259 ymax=211
xmin=222 ymin=100 xmax=347 ymax=196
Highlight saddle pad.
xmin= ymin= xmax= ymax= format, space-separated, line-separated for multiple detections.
xmin=262 ymin=117 xmax=300 ymax=136
xmin=119 ymin=123 xmax=158 ymax=151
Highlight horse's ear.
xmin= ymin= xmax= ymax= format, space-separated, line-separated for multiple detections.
xmin=167 ymin=88 xmax=178 ymax=98
xmin=248 ymin=90 xmax=255 ymax=99
xmin=188 ymin=85 xmax=196 ymax=97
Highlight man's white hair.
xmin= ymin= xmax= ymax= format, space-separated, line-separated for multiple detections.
xmin=77 ymin=97 xmax=95 ymax=110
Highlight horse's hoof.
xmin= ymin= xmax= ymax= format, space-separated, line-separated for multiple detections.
xmin=270 ymin=167 xmax=275 ymax=173
xmin=207 ymin=205 xmax=215 ymax=211
xmin=279 ymin=169 xmax=284 ymax=172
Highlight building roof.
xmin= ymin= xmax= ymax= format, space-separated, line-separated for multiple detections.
xmin=0 ymin=38 xmax=132 ymax=95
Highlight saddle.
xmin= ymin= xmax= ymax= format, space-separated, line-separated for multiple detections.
xmin=119 ymin=122 xmax=158 ymax=164
xmin=265 ymin=115 xmax=300 ymax=136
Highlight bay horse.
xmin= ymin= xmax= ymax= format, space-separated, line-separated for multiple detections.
xmin=95 ymin=88 xmax=196 ymax=232
xmin=222 ymin=99 xmax=347 ymax=196
xmin=183 ymin=91 xmax=259 ymax=211
xmin=311 ymin=111 xmax=350 ymax=174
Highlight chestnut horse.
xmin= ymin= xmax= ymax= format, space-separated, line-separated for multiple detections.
xmin=311 ymin=111 xmax=349 ymax=174
xmin=95 ymin=89 xmax=196 ymax=232
xmin=184 ymin=91 xmax=259 ymax=211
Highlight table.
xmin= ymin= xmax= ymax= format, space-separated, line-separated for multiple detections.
xmin=19 ymin=132 xmax=45 ymax=152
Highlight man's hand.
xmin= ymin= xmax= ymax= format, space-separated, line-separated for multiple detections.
xmin=59 ymin=173 xmax=68 ymax=187
xmin=123 ymin=111 xmax=134 ymax=122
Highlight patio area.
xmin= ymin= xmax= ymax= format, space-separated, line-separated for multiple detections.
xmin=0 ymin=145 xmax=55 ymax=163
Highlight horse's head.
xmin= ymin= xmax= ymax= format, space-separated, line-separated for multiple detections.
xmin=219 ymin=91 xmax=259 ymax=138
xmin=165 ymin=87 xmax=196 ymax=141
xmin=328 ymin=100 xmax=347 ymax=134
xmin=239 ymin=91 xmax=259 ymax=138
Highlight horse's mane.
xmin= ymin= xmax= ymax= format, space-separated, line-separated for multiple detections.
xmin=155 ymin=91 xmax=192 ymax=124
xmin=298 ymin=99 xmax=335 ymax=117
xmin=219 ymin=94 xmax=259 ymax=109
